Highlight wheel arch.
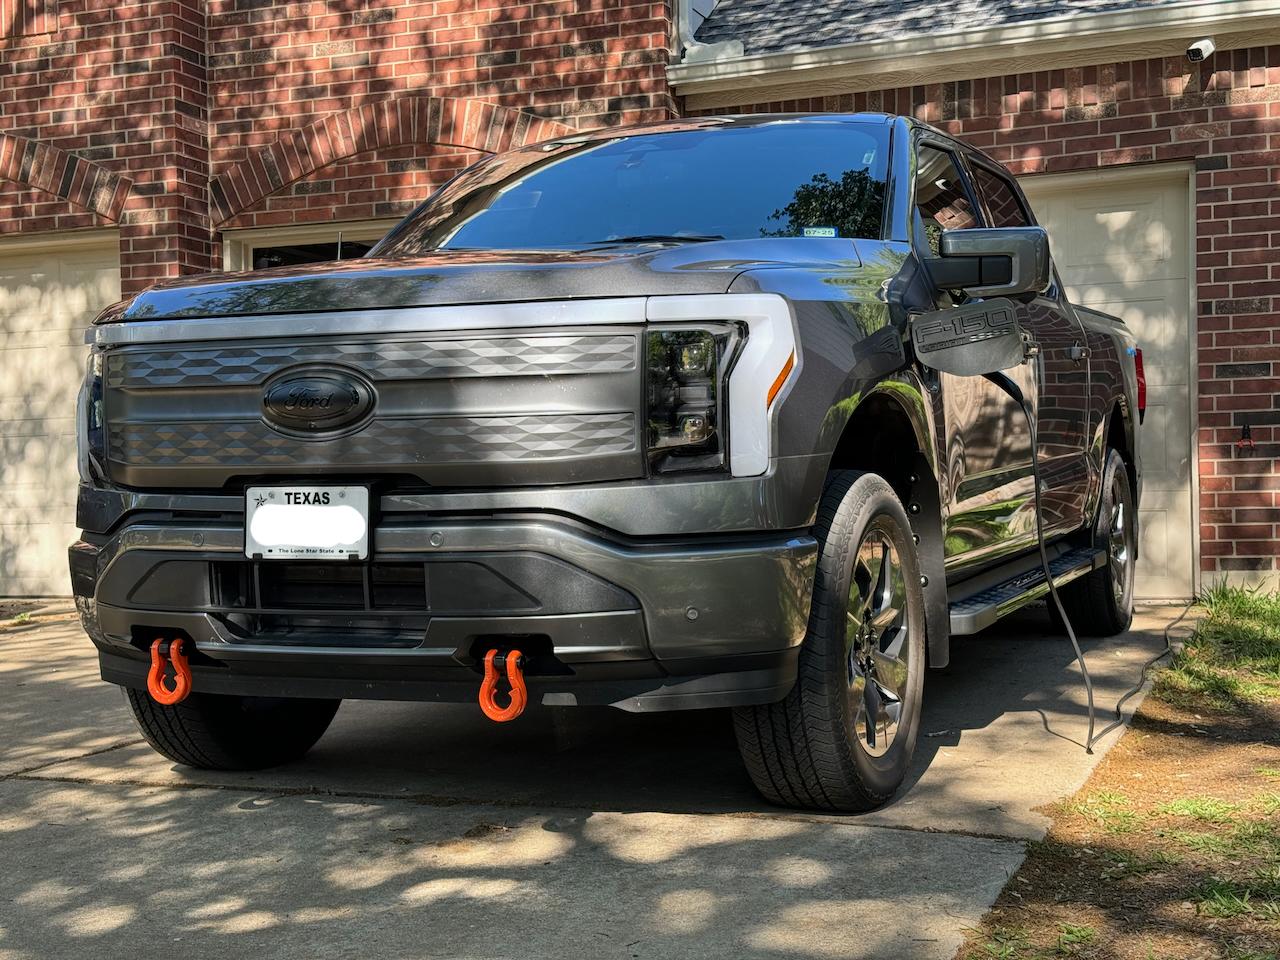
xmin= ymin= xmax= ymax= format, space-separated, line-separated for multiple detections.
xmin=827 ymin=383 xmax=950 ymax=668
xmin=1105 ymin=400 xmax=1137 ymax=492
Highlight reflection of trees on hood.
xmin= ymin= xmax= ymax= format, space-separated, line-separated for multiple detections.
xmin=764 ymin=169 xmax=885 ymax=240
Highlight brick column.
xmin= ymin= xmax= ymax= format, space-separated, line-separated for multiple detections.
xmin=117 ymin=0 xmax=211 ymax=294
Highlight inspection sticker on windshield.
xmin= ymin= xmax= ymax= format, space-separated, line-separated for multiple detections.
xmin=245 ymin=486 xmax=369 ymax=560
xmin=803 ymin=226 xmax=837 ymax=238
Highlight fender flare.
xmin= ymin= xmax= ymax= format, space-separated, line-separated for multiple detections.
xmin=827 ymin=376 xmax=951 ymax=668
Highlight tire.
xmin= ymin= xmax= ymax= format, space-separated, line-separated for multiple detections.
xmin=125 ymin=688 xmax=340 ymax=770
xmin=1055 ymin=447 xmax=1136 ymax=636
xmin=733 ymin=470 xmax=926 ymax=812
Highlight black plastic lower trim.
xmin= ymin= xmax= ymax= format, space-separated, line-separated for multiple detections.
xmin=97 ymin=644 xmax=798 ymax=712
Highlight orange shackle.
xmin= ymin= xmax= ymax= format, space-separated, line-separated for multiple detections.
xmin=147 ymin=637 xmax=192 ymax=706
xmin=478 ymin=648 xmax=527 ymax=722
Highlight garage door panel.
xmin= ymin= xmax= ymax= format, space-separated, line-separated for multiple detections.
xmin=0 ymin=344 xmax=86 ymax=391
xmin=1022 ymin=171 xmax=1192 ymax=599
xmin=1069 ymin=285 xmax=1188 ymax=384
xmin=0 ymin=519 xmax=80 ymax=596
xmin=0 ymin=254 xmax=117 ymax=326
xmin=1030 ymin=187 xmax=1181 ymax=285
xmin=1139 ymin=385 xmax=1191 ymax=486
xmin=1135 ymin=490 xmax=1192 ymax=598
xmin=0 ymin=237 xmax=118 ymax=596
xmin=0 ymin=326 xmax=92 ymax=351
xmin=0 ymin=484 xmax=78 ymax=513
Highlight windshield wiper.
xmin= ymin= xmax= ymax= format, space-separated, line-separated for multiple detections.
xmin=579 ymin=234 xmax=725 ymax=247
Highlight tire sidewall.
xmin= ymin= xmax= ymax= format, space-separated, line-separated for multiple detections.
xmin=1099 ymin=449 xmax=1136 ymax=627
xmin=815 ymin=473 xmax=927 ymax=798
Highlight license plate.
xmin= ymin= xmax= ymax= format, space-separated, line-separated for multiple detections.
xmin=245 ymin=486 xmax=369 ymax=560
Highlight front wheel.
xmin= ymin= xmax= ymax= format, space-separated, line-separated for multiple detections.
xmin=125 ymin=688 xmax=340 ymax=770
xmin=733 ymin=471 xmax=926 ymax=811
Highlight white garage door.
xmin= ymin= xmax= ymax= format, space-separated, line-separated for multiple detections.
xmin=0 ymin=235 xmax=120 ymax=596
xmin=1021 ymin=168 xmax=1194 ymax=600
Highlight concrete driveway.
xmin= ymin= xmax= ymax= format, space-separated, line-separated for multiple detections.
xmin=0 ymin=604 xmax=1190 ymax=960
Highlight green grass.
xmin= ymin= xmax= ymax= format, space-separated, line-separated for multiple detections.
xmin=1255 ymin=793 xmax=1280 ymax=815
xmin=1154 ymin=583 xmax=1280 ymax=711
xmin=978 ymin=926 xmax=1031 ymax=959
xmin=1156 ymin=795 xmax=1240 ymax=824
xmin=1163 ymin=819 xmax=1280 ymax=859
xmin=10 ymin=611 xmax=30 ymax=624
xmin=1194 ymin=873 xmax=1280 ymax=919
xmin=1068 ymin=790 xmax=1140 ymax=833
xmin=1100 ymin=849 xmax=1181 ymax=880
xmin=1055 ymin=923 xmax=1094 ymax=953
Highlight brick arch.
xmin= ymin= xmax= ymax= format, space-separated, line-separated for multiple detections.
xmin=209 ymin=96 xmax=575 ymax=226
xmin=0 ymin=133 xmax=132 ymax=221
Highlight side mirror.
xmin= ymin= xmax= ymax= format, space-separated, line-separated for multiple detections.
xmin=911 ymin=298 xmax=1029 ymax=377
xmin=930 ymin=226 xmax=1050 ymax=298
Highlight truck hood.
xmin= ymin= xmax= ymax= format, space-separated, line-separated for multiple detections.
xmin=94 ymin=239 xmax=863 ymax=323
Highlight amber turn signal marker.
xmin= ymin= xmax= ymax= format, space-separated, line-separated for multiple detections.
xmin=766 ymin=351 xmax=796 ymax=408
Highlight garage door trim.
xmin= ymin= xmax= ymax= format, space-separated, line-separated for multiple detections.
xmin=0 ymin=228 xmax=121 ymax=259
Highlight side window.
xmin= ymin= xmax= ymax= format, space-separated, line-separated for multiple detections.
xmin=913 ymin=145 xmax=977 ymax=256
xmin=970 ymin=164 xmax=1032 ymax=228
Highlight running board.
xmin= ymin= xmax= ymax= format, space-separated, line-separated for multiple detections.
xmin=948 ymin=546 xmax=1106 ymax=635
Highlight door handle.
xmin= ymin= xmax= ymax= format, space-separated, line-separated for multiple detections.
xmin=1069 ymin=342 xmax=1090 ymax=363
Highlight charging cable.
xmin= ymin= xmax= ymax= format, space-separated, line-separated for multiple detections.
xmin=984 ymin=371 xmax=1097 ymax=753
xmin=1089 ymin=598 xmax=1194 ymax=745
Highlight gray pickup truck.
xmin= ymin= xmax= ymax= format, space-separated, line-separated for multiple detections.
xmin=71 ymin=113 xmax=1142 ymax=810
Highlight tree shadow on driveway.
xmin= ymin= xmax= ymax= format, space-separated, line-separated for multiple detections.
xmin=14 ymin=606 xmax=1180 ymax=840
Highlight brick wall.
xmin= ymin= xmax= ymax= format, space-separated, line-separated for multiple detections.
xmin=0 ymin=0 xmax=211 ymax=287
xmin=688 ymin=47 xmax=1280 ymax=583
xmin=0 ymin=0 xmax=675 ymax=286
xmin=207 ymin=0 xmax=673 ymax=230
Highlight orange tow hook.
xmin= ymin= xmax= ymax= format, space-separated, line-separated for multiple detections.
xmin=147 ymin=638 xmax=192 ymax=706
xmin=478 ymin=648 xmax=527 ymax=722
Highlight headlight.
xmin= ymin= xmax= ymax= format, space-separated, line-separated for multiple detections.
xmin=645 ymin=326 xmax=738 ymax=474
xmin=76 ymin=350 xmax=105 ymax=484
xmin=645 ymin=295 xmax=798 ymax=478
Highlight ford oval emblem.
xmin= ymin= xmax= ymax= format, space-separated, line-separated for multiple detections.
xmin=262 ymin=367 xmax=375 ymax=435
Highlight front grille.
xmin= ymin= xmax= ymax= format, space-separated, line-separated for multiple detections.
xmin=102 ymin=328 xmax=644 ymax=489
xmin=110 ymin=413 xmax=636 ymax=467
xmin=210 ymin=558 xmax=557 ymax=616
xmin=179 ymin=554 xmax=641 ymax=648
xmin=216 ymin=561 xmax=427 ymax=612
xmin=106 ymin=334 xmax=638 ymax=388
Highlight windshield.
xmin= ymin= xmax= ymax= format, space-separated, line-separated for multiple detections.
xmin=373 ymin=121 xmax=891 ymax=255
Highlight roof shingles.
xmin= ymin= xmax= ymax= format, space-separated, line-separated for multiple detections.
xmin=693 ymin=0 xmax=1192 ymax=56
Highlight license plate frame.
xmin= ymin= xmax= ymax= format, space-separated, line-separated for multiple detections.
xmin=244 ymin=485 xmax=370 ymax=561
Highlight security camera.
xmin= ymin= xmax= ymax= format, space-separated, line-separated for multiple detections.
xmin=1186 ymin=38 xmax=1216 ymax=62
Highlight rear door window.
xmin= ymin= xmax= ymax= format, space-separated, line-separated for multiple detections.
xmin=970 ymin=163 xmax=1032 ymax=228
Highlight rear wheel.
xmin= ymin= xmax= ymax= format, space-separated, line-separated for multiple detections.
xmin=1056 ymin=447 xmax=1135 ymax=636
xmin=733 ymin=471 xmax=925 ymax=811
xmin=125 ymin=688 xmax=340 ymax=770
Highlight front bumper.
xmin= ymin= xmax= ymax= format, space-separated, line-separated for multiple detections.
xmin=71 ymin=507 xmax=816 ymax=712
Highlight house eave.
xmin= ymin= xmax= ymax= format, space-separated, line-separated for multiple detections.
xmin=670 ymin=0 xmax=1280 ymax=107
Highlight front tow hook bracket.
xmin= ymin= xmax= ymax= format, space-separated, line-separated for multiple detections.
xmin=147 ymin=637 xmax=193 ymax=706
xmin=478 ymin=649 xmax=527 ymax=722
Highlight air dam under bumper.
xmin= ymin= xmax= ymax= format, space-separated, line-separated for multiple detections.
xmin=72 ymin=518 xmax=816 ymax=712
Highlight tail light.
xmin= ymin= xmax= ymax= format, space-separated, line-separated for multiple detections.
xmin=1134 ymin=347 xmax=1146 ymax=423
